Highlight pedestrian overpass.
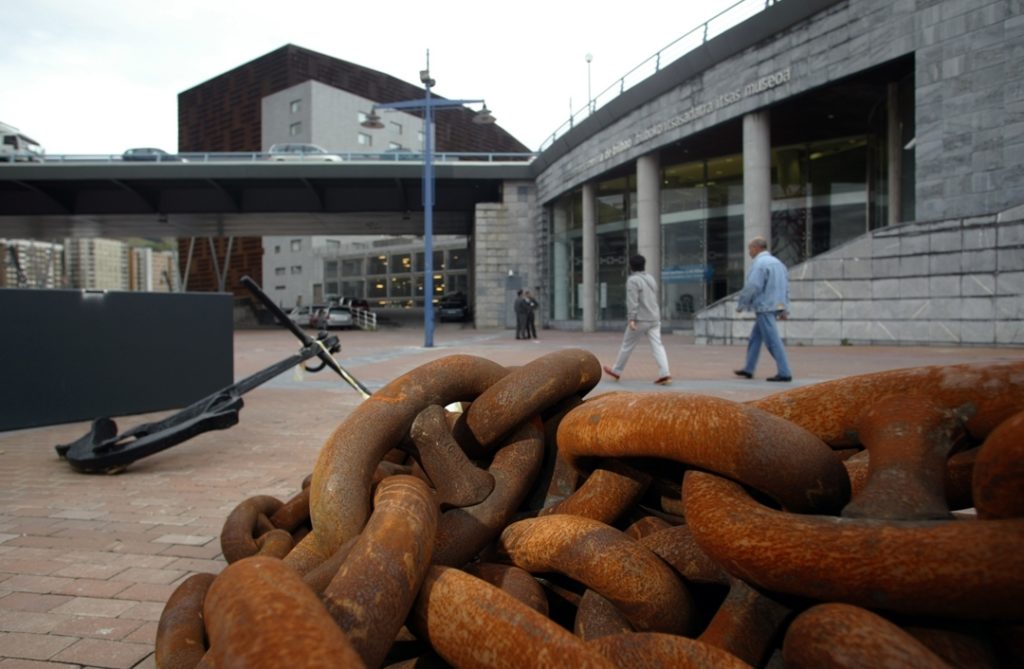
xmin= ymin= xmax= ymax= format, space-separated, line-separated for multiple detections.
xmin=0 ymin=153 xmax=535 ymax=239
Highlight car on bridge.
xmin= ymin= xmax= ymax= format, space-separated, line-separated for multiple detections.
xmin=267 ymin=143 xmax=342 ymax=162
xmin=122 ymin=147 xmax=187 ymax=162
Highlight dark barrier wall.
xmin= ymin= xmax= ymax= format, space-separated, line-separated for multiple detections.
xmin=0 ymin=289 xmax=233 ymax=430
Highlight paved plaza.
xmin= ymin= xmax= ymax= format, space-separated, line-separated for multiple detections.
xmin=1 ymin=321 xmax=1021 ymax=668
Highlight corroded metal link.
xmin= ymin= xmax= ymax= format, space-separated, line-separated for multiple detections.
xmin=683 ymin=470 xmax=1024 ymax=619
xmin=220 ymin=495 xmax=284 ymax=564
xmin=557 ymin=392 xmax=850 ymax=514
xmin=155 ymin=572 xmax=215 ymax=669
xmin=463 ymin=562 xmax=549 ymax=616
xmin=638 ymin=524 xmax=728 ymax=585
xmin=973 ymin=409 xmax=1024 ymax=519
xmin=410 ymin=404 xmax=495 ymax=508
xmin=841 ymin=396 xmax=962 ymax=520
xmin=432 ymin=417 xmax=544 ymax=568
xmin=323 ymin=475 xmax=438 ymax=669
xmin=462 ymin=348 xmax=601 ymax=448
xmin=751 ymin=360 xmax=1024 ymax=446
xmin=301 ymin=535 xmax=358 ymax=596
xmin=540 ymin=459 xmax=651 ymax=526
xmin=254 ymin=529 xmax=294 ymax=559
xmin=904 ymin=625 xmax=999 ymax=669
xmin=269 ymin=485 xmax=310 ymax=533
xmin=203 ymin=556 xmax=366 ymax=669
xmin=289 ymin=355 xmax=509 ymax=574
xmin=622 ymin=513 xmax=672 ymax=540
xmin=782 ymin=603 xmax=954 ymax=669
xmin=574 ymin=589 xmax=634 ymax=640
xmin=697 ymin=576 xmax=791 ymax=667
xmin=842 ymin=448 xmax=977 ymax=511
xmin=586 ymin=632 xmax=753 ymax=669
xmin=497 ymin=513 xmax=694 ymax=635
xmin=524 ymin=396 xmax=583 ymax=512
xmin=410 ymin=565 xmax=618 ymax=669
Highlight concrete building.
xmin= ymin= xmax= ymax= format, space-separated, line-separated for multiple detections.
xmin=0 ymin=239 xmax=64 ymax=288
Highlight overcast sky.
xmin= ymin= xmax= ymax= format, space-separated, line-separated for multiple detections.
xmin=1 ymin=0 xmax=751 ymax=155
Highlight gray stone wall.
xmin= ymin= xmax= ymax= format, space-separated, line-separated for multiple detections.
xmin=473 ymin=181 xmax=538 ymax=329
xmin=695 ymin=206 xmax=1024 ymax=347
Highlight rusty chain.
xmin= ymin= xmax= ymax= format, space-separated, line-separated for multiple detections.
xmin=158 ymin=352 xmax=1024 ymax=668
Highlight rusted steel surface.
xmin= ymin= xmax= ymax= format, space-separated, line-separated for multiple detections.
xmin=841 ymin=396 xmax=962 ymax=520
xmin=463 ymin=348 xmax=601 ymax=448
xmin=574 ymin=589 xmax=634 ymax=640
xmin=291 ymin=355 xmax=509 ymax=574
xmin=203 ymin=556 xmax=366 ymax=669
xmin=540 ymin=458 xmax=651 ymax=525
xmin=683 ymin=470 xmax=1024 ymax=619
xmin=782 ymin=603 xmax=955 ymax=669
xmin=156 ymin=572 xmax=215 ymax=669
xmin=410 ymin=404 xmax=495 ymax=508
xmin=463 ymin=562 xmax=549 ymax=616
xmin=697 ymin=577 xmax=792 ymax=667
xmin=973 ymin=408 xmax=1024 ymax=519
xmin=323 ymin=475 xmax=438 ymax=669
xmin=177 ymin=355 xmax=1024 ymax=667
xmin=411 ymin=565 xmax=617 ymax=669
xmin=497 ymin=513 xmax=694 ymax=635
xmin=751 ymin=360 xmax=1024 ymax=446
xmin=557 ymin=392 xmax=850 ymax=514
xmin=432 ymin=418 xmax=544 ymax=568
xmin=586 ymin=632 xmax=753 ymax=669
xmin=220 ymin=495 xmax=284 ymax=564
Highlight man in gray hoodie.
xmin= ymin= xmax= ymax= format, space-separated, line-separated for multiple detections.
xmin=603 ymin=254 xmax=672 ymax=385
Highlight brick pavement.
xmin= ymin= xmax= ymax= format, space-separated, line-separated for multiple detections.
xmin=1 ymin=321 xmax=1020 ymax=667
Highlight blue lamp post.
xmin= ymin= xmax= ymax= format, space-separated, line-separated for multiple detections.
xmin=362 ymin=51 xmax=495 ymax=348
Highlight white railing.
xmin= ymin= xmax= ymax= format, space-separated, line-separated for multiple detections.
xmin=351 ymin=308 xmax=378 ymax=331
xmin=29 ymin=151 xmax=537 ymax=165
xmin=537 ymin=0 xmax=780 ymax=152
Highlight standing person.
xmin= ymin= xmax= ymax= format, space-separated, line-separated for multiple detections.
xmin=603 ymin=255 xmax=672 ymax=385
xmin=524 ymin=290 xmax=539 ymax=341
xmin=734 ymin=236 xmax=793 ymax=382
xmin=514 ymin=289 xmax=529 ymax=339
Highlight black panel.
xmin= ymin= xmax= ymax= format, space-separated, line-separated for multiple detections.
xmin=0 ymin=289 xmax=233 ymax=430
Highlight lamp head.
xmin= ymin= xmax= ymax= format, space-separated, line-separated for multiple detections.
xmin=472 ymin=104 xmax=496 ymax=125
xmin=361 ymin=110 xmax=385 ymax=129
xmin=419 ymin=70 xmax=436 ymax=87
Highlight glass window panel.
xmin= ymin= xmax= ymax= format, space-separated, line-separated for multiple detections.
xmin=367 ymin=255 xmax=387 ymax=275
xmin=390 ymin=253 xmax=412 ymax=273
xmin=448 ymin=248 xmax=468 ymax=270
xmin=391 ymin=276 xmax=412 ymax=297
xmin=341 ymin=258 xmax=363 ymax=276
xmin=368 ymin=278 xmax=387 ymax=298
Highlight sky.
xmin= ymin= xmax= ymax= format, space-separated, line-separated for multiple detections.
xmin=1 ymin=0 xmax=750 ymax=155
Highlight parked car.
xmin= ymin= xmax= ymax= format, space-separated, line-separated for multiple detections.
xmin=320 ymin=306 xmax=354 ymax=329
xmin=438 ymin=293 xmax=471 ymax=322
xmin=287 ymin=305 xmax=326 ymax=328
xmin=267 ymin=143 xmax=342 ymax=162
xmin=123 ymin=147 xmax=187 ymax=162
xmin=339 ymin=297 xmax=371 ymax=312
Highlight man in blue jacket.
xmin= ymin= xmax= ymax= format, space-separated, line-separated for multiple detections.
xmin=734 ymin=236 xmax=793 ymax=382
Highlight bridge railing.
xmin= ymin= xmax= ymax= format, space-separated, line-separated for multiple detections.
xmin=34 ymin=151 xmax=537 ymax=164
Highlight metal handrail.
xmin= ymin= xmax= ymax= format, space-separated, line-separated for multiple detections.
xmin=537 ymin=0 xmax=779 ymax=152
xmin=33 ymin=151 xmax=537 ymax=164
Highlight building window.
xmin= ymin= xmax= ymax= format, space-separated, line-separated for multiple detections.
xmin=342 ymin=258 xmax=363 ymax=276
xmin=290 ymin=265 xmax=302 ymax=275
xmin=357 ymin=132 xmax=372 ymax=146
xmin=274 ymin=245 xmax=281 ymax=254
xmin=367 ymin=255 xmax=387 ymax=275
xmin=289 ymin=122 xmax=302 ymax=136
xmin=324 ymin=260 xmax=338 ymax=276
xmin=291 ymin=239 xmax=302 ymax=251
xmin=275 ymin=267 xmax=286 ymax=275
xmin=390 ymin=253 xmax=412 ymax=274
xmin=290 ymin=99 xmax=301 ymax=113
xmin=326 ymin=239 xmax=340 ymax=251
xmin=358 ymin=112 xmax=368 ymax=124
xmin=390 ymin=121 xmax=403 ymax=135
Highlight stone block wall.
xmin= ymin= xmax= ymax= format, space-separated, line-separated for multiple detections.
xmin=695 ymin=206 xmax=1024 ymax=347
xmin=473 ymin=181 xmax=539 ymax=329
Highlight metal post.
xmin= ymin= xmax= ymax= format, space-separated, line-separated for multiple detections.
xmin=423 ymin=76 xmax=435 ymax=348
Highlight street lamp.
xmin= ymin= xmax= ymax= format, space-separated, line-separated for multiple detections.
xmin=585 ymin=53 xmax=593 ymax=113
xmin=362 ymin=51 xmax=494 ymax=348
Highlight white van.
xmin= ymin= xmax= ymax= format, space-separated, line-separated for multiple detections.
xmin=1 ymin=122 xmax=45 ymax=162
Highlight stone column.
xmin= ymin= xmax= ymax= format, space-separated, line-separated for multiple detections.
xmin=552 ymin=205 xmax=570 ymax=320
xmin=743 ymin=110 xmax=771 ymax=273
xmin=636 ymin=153 xmax=661 ymax=286
xmin=582 ymin=181 xmax=597 ymax=332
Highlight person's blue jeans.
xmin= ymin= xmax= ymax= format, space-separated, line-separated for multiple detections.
xmin=743 ymin=311 xmax=792 ymax=378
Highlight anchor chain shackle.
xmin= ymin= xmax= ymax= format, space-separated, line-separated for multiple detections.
xmin=497 ymin=513 xmax=695 ymax=635
xmin=750 ymin=360 xmax=1024 ymax=445
xmin=683 ymin=470 xmax=1024 ymax=620
xmin=556 ymin=392 xmax=851 ymax=514
xmin=289 ymin=354 xmax=510 ymax=574
xmin=219 ymin=495 xmax=285 ymax=564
